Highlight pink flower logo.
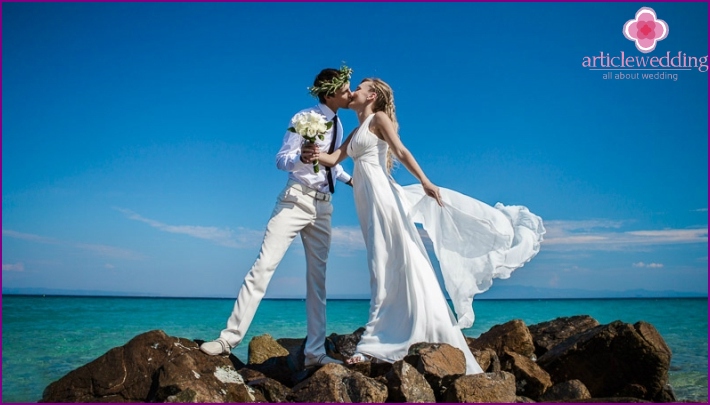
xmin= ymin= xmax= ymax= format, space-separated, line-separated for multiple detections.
xmin=623 ymin=7 xmax=669 ymax=53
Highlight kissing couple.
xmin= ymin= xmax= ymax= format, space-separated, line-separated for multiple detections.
xmin=200 ymin=66 xmax=545 ymax=373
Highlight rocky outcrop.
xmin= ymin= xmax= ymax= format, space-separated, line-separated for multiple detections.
xmin=468 ymin=319 xmax=535 ymax=358
xmin=40 ymin=330 xmax=253 ymax=403
xmin=528 ymin=315 xmax=600 ymax=357
xmin=470 ymin=347 xmax=500 ymax=372
xmin=290 ymin=363 xmax=387 ymax=403
xmin=383 ymin=360 xmax=436 ymax=402
xmin=41 ymin=315 xmax=677 ymax=403
xmin=443 ymin=371 xmax=517 ymax=403
xmin=404 ymin=342 xmax=466 ymax=399
xmin=539 ymin=379 xmax=592 ymax=402
xmin=248 ymin=334 xmax=290 ymax=365
xmin=537 ymin=320 xmax=673 ymax=402
xmin=500 ymin=349 xmax=553 ymax=398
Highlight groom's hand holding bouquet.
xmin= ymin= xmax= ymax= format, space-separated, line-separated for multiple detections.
xmin=288 ymin=111 xmax=332 ymax=173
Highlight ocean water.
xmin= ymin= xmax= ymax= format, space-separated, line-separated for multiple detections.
xmin=1 ymin=296 xmax=707 ymax=402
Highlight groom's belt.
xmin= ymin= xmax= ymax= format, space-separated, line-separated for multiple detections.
xmin=287 ymin=180 xmax=332 ymax=202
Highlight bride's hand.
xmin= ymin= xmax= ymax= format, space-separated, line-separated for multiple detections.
xmin=422 ymin=181 xmax=443 ymax=207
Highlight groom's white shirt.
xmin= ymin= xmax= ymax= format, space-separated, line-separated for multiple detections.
xmin=276 ymin=103 xmax=351 ymax=193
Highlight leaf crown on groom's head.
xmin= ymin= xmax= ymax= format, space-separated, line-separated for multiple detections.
xmin=308 ymin=65 xmax=353 ymax=99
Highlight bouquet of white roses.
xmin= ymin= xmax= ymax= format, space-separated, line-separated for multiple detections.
xmin=288 ymin=111 xmax=333 ymax=173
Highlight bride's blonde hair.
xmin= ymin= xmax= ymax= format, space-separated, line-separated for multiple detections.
xmin=363 ymin=78 xmax=399 ymax=173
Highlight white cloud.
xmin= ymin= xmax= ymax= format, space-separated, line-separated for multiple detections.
xmin=2 ymin=230 xmax=58 ymax=244
xmin=2 ymin=229 xmax=143 ymax=260
xmin=542 ymin=220 xmax=707 ymax=251
xmin=632 ymin=262 xmax=664 ymax=268
xmin=116 ymin=208 xmax=369 ymax=253
xmin=331 ymin=226 xmax=365 ymax=250
xmin=2 ymin=263 xmax=25 ymax=272
xmin=693 ymin=208 xmax=708 ymax=212
xmin=544 ymin=219 xmax=625 ymax=232
xmin=116 ymin=208 xmax=264 ymax=249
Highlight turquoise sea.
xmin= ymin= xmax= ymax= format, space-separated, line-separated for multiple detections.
xmin=1 ymin=296 xmax=707 ymax=403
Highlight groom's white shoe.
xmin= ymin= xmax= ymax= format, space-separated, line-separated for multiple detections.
xmin=304 ymin=354 xmax=343 ymax=368
xmin=200 ymin=338 xmax=232 ymax=356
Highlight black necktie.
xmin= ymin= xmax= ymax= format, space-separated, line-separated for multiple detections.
xmin=325 ymin=115 xmax=338 ymax=194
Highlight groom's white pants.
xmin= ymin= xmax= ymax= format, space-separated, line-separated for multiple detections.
xmin=219 ymin=180 xmax=333 ymax=361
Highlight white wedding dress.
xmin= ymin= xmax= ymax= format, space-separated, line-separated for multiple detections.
xmin=347 ymin=114 xmax=545 ymax=374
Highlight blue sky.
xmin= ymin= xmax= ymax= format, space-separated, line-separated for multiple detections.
xmin=2 ymin=2 xmax=707 ymax=298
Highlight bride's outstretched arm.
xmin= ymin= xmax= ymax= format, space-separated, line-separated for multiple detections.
xmin=372 ymin=111 xmax=443 ymax=206
xmin=310 ymin=129 xmax=355 ymax=167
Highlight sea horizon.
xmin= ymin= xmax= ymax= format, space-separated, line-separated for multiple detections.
xmin=3 ymin=286 xmax=707 ymax=301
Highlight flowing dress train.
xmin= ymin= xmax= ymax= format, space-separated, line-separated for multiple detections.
xmin=348 ymin=114 xmax=545 ymax=374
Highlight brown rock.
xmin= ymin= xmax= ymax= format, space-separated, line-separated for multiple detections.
xmin=156 ymin=353 xmax=262 ymax=403
xmin=443 ymin=371 xmax=517 ymax=403
xmin=248 ymin=334 xmax=290 ymax=365
xmin=404 ymin=342 xmax=466 ymax=398
xmin=346 ymin=361 xmax=393 ymax=379
xmin=501 ymin=349 xmax=553 ymax=398
xmin=471 ymin=348 xmax=500 ymax=373
xmin=558 ymin=398 xmax=651 ymax=402
xmin=537 ymin=320 xmax=674 ymax=402
xmin=290 ymin=363 xmax=387 ymax=403
xmin=528 ymin=315 xmax=600 ymax=357
xmin=40 ymin=330 xmax=250 ymax=403
xmin=468 ymin=319 xmax=535 ymax=358
xmin=238 ymin=368 xmax=291 ymax=402
xmin=539 ymin=379 xmax=591 ymax=402
xmin=384 ymin=360 xmax=436 ymax=403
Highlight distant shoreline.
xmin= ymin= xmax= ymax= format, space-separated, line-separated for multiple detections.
xmin=3 ymin=293 xmax=707 ymax=301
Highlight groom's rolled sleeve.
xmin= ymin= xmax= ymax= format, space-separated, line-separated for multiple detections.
xmin=334 ymin=164 xmax=352 ymax=184
xmin=276 ymin=131 xmax=307 ymax=172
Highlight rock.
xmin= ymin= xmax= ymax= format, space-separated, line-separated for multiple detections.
xmin=528 ymin=315 xmax=600 ymax=357
xmin=239 ymin=368 xmax=291 ymax=403
xmin=537 ymin=320 xmax=674 ymax=402
xmin=327 ymin=327 xmax=366 ymax=359
xmin=275 ymin=337 xmax=309 ymax=377
xmin=346 ymin=361 xmax=393 ymax=379
xmin=472 ymin=347 xmax=500 ymax=372
xmin=383 ymin=360 xmax=436 ymax=403
xmin=404 ymin=342 xmax=466 ymax=399
xmin=245 ymin=355 xmax=298 ymax=388
xmin=468 ymin=319 xmax=535 ymax=358
xmin=290 ymin=363 xmax=387 ymax=403
xmin=557 ymin=398 xmax=651 ymax=402
xmin=156 ymin=354 xmax=262 ymax=403
xmin=500 ymin=349 xmax=553 ymax=398
xmin=443 ymin=371 xmax=517 ymax=403
xmin=248 ymin=334 xmax=290 ymax=365
xmin=40 ymin=316 xmax=679 ymax=403
xmin=539 ymin=379 xmax=591 ymax=402
xmin=40 ymin=330 xmax=251 ymax=403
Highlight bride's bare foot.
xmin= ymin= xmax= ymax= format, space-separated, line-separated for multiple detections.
xmin=346 ymin=353 xmax=370 ymax=364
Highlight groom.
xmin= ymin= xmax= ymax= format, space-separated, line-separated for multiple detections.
xmin=200 ymin=67 xmax=353 ymax=368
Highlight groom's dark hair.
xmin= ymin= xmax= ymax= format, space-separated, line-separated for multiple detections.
xmin=313 ymin=68 xmax=342 ymax=104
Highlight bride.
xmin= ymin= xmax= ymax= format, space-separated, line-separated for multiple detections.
xmin=311 ymin=78 xmax=545 ymax=373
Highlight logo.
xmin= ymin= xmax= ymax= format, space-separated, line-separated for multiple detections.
xmin=623 ymin=7 xmax=668 ymax=53
xmin=581 ymin=6 xmax=707 ymax=81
